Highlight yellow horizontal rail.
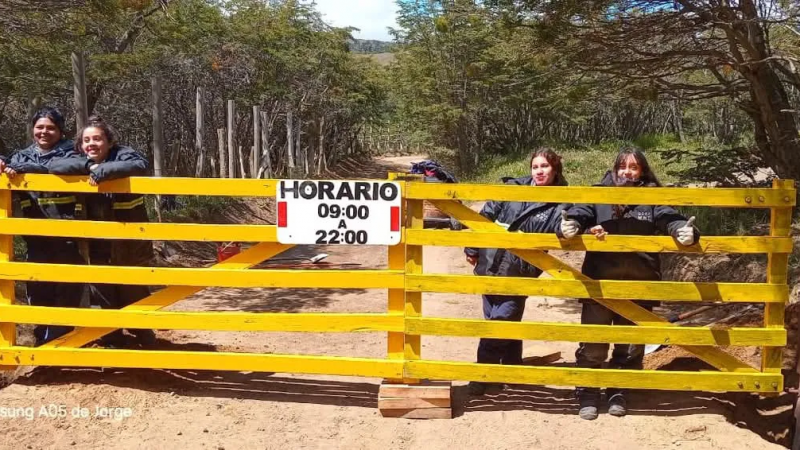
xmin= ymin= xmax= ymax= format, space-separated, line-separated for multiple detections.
xmin=406 ymin=317 xmax=785 ymax=346
xmin=0 ymin=347 xmax=404 ymax=379
xmin=0 ymin=305 xmax=403 ymax=333
xmin=0 ymin=262 xmax=404 ymax=289
xmin=406 ymin=230 xmax=794 ymax=254
xmin=1 ymin=174 xmax=280 ymax=197
xmin=406 ymin=183 xmax=796 ymax=207
xmin=0 ymin=218 xmax=277 ymax=242
xmin=406 ymin=274 xmax=788 ymax=303
xmin=1 ymin=174 xmax=409 ymax=198
xmin=404 ymin=360 xmax=781 ymax=392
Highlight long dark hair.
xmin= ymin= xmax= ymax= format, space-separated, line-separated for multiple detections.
xmin=77 ymin=115 xmax=119 ymax=149
xmin=529 ymin=147 xmax=565 ymax=185
xmin=612 ymin=147 xmax=661 ymax=187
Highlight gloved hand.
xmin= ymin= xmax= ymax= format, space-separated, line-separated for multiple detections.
xmin=560 ymin=210 xmax=580 ymax=239
xmin=677 ymin=216 xmax=696 ymax=246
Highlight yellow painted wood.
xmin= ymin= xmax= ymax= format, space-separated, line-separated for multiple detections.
xmin=0 ymin=346 xmax=404 ymax=379
xmin=388 ymin=220 xmax=406 ymax=362
xmin=1 ymin=174 xmax=281 ymax=197
xmin=0 ymin=217 xmax=278 ymax=242
xmin=405 ymin=198 xmax=424 ymax=365
xmin=0 ymin=262 xmax=404 ymax=290
xmin=0 ymin=305 xmax=403 ymax=333
xmin=405 ymin=317 xmax=786 ymax=346
xmin=407 ymin=274 xmax=786 ymax=303
xmin=385 ymin=173 xmax=407 ymax=384
xmin=430 ymin=200 xmax=759 ymax=373
xmin=763 ymin=179 xmax=795 ymax=373
xmin=409 ymin=182 xmax=796 ymax=207
xmin=0 ymin=188 xmax=14 ymax=351
xmin=404 ymin=360 xmax=782 ymax=393
xmin=406 ymin=229 xmax=793 ymax=254
xmin=42 ymin=242 xmax=294 ymax=349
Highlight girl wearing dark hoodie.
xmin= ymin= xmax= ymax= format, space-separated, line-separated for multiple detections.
xmin=558 ymin=147 xmax=699 ymax=420
xmin=49 ymin=116 xmax=156 ymax=348
xmin=464 ymin=148 xmax=570 ymax=395
xmin=0 ymin=108 xmax=85 ymax=346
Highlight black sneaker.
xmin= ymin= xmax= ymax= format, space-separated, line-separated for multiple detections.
xmin=608 ymin=392 xmax=627 ymax=417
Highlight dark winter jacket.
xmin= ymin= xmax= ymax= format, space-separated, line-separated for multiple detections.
xmin=465 ymin=175 xmax=570 ymax=277
xmin=2 ymin=140 xmax=83 ymax=255
xmin=49 ymin=145 xmax=153 ymax=266
xmin=558 ymin=171 xmax=699 ymax=282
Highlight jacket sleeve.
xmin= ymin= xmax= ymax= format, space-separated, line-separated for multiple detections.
xmin=555 ymin=203 xmax=594 ymax=238
xmin=654 ymin=205 xmax=700 ymax=240
xmin=7 ymin=152 xmax=48 ymax=174
xmin=90 ymin=147 xmax=149 ymax=183
xmin=48 ymin=153 xmax=91 ymax=175
xmin=465 ymin=200 xmax=504 ymax=257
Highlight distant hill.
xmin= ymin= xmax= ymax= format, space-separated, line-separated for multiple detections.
xmin=350 ymin=39 xmax=394 ymax=54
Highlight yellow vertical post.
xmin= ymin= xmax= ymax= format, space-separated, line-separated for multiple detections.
xmin=762 ymin=179 xmax=794 ymax=380
xmin=405 ymin=181 xmax=424 ymax=382
xmin=0 ymin=188 xmax=15 ymax=359
xmin=386 ymin=174 xmax=405 ymax=373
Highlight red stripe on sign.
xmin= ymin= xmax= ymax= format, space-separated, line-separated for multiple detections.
xmin=278 ymin=201 xmax=287 ymax=227
xmin=390 ymin=206 xmax=400 ymax=232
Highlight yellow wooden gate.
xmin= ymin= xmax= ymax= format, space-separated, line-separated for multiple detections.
xmin=0 ymin=173 xmax=793 ymax=394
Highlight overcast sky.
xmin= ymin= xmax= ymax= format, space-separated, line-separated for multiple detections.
xmin=314 ymin=0 xmax=399 ymax=41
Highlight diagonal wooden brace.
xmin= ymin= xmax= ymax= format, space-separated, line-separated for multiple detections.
xmin=431 ymin=200 xmax=756 ymax=373
xmin=42 ymin=242 xmax=294 ymax=349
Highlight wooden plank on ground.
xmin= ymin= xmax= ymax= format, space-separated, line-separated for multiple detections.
xmin=379 ymin=408 xmax=452 ymax=419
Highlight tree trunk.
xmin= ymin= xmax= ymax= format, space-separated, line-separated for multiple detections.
xmin=195 ymin=87 xmax=205 ymax=177
xmin=72 ymin=52 xmax=88 ymax=133
xmin=252 ymin=105 xmax=260 ymax=178
xmin=286 ymin=110 xmax=296 ymax=170
xmin=258 ymin=112 xmax=272 ymax=178
xmin=227 ymin=100 xmax=236 ymax=178
xmin=217 ymin=127 xmax=227 ymax=179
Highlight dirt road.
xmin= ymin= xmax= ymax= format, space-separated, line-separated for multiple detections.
xmin=0 ymin=156 xmax=789 ymax=449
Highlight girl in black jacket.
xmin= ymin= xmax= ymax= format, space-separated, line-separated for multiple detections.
xmin=49 ymin=116 xmax=156 ymax=348
xmin=558 ymin=147 xmax=699 ymax=420
xmin=0 ymin=108 xmax=85 ymax=346
xmin=464 ymin=148 xmax=570 ymax=395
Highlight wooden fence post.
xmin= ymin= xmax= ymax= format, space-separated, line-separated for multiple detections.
xmin=152 ymin=76 xmax=164 ymax=222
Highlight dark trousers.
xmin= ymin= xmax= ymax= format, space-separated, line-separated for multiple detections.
xmin=477 ymin=294 xmax=527 ymax=365
xmin=89 ymin=283 xmax=152 ymax=345
xmin=26 ymin=245 xmax=84 ymax=346
xmin=575 ymin=300 xmax=652 ymax=400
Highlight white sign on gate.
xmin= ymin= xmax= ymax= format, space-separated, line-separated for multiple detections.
xmin=276 ymin=180 xmax=402 ymax=245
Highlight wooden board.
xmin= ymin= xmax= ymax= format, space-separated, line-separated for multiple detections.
xmin=378 ymin=398 xmax=451 ymax=409
xmin=522 ymin=352 xmax=562 ymax=366
xmin=408 ymin=182 xmax=796 ymax=207
xmin=406 ymin=229 xmax=793 ymax=254
xmin=379 ymin=380 xmax=452 ymax=420
xmin=379 ymin=381 xmax=452 ymax=399
xmin=379 ymin=408 xmax=452 ymax=419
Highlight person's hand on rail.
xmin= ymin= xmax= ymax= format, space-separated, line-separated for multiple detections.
xmin=676 ymin=216 xmax=697 ymax=246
